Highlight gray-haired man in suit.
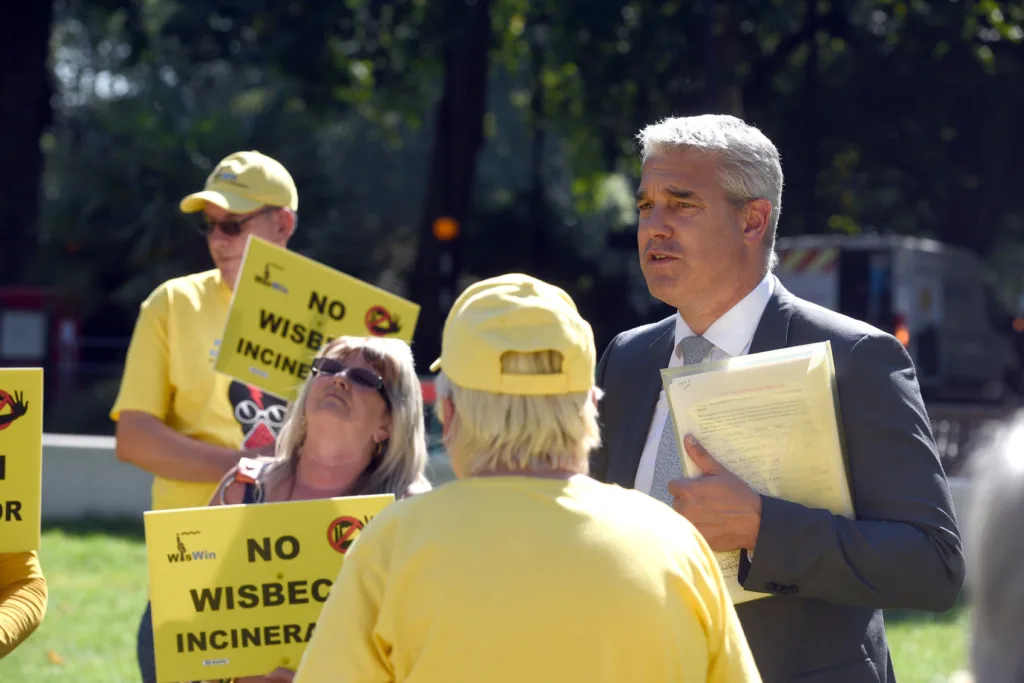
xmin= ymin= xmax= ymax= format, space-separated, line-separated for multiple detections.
xmin=593 ymin=114 xmax=965 ymax=683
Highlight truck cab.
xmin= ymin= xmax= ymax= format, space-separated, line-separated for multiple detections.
xmin=775 ymin=234 xmax=1021 ymax=403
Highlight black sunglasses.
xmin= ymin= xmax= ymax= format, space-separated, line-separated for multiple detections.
xmin=310 ymin=357 xmax=391 ymax=408
xmin=196 ymin=206 xmax=278 ymax=237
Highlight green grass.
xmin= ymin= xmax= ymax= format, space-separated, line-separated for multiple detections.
xmin=887 ymin=600 xmax=971 ymax=683
xmin=3 ymin=521 xmax=971 ymax=682
xmin=3 ymin=520 xmax=149 ymax=681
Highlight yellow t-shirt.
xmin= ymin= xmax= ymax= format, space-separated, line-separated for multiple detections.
xmin=295 ymin=475 xmax=760 ymax=683
xmin=0 ymin=551 xmax=48 ymax=659
xmin=110 ymin=269 xmax=288 ymax=511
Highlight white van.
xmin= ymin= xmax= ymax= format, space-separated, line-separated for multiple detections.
xmin=775 ymin=234 xmax=1022 ymax=403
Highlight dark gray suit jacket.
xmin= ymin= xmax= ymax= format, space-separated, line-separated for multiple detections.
xmin=593 ymin=280 xmax=965 ymax=683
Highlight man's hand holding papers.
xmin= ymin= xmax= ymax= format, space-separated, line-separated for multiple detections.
xmin=667 ymin=434 xmax=763 ymax=553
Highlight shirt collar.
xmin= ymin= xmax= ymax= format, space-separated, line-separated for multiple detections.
xmin=674 ymin=273 xmax=775 ymax=357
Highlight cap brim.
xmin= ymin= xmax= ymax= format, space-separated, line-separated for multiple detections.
xmin=179 ymin=190 xmax=265 ymax=215
xmin=428 ymin=358 xmax=441 ymax=373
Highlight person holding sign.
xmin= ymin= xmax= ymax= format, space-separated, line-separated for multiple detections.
xmin=593 ymin=114 xmax=965 ymax=683
xmin=211 ymin=335 xmax=430 ymax=507
xmin=0 ymin=551 xmax=48 ymax=658
xmin=111 ymin=150 xmax=300 ymax=683
xmin=205 ymin=334 xmax=430 ymax=683
xmin=293 ymin=274 xmax=759 ymax=683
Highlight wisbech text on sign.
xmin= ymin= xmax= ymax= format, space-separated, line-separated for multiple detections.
xmin=216 ymin=236 xmax=420 ymax=402
xmin=230 ymin=290 xmax=352 ymax=383
xmin=144 ymin=494 xmax=394 ymax=682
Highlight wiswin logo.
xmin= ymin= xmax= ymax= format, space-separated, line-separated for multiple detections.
xmin=167 ymin=531 xmax=217 ymax=564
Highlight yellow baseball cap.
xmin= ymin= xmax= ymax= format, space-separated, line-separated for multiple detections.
xmin=429 ymin=274 xmax=596 ymax=395
xmin=179 ymin=151 xmax=298 ymax=214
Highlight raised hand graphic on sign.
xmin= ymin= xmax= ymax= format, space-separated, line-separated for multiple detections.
xmin=0 ymin=389 xmax=29 ymax=430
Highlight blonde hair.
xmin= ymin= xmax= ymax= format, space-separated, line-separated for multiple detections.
xmin=262 ymin=336 xmax=429 ymax=498
xmin=967 ymin=414 xmax=1024 ymax=683
xmin=434 ymin=350 xmax=602 ymax=477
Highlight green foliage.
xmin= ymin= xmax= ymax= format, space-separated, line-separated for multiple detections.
xmin=34 ymin=0 xmax=1024 ymax=401
xmin=36 ymin=32 xmax=433 ymax=318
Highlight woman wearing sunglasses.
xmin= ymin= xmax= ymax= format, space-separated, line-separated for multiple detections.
xmin=199 ymin=335 xmax=431 ymax=683
xmin=213 ymin=335 xmax=430 ymax=508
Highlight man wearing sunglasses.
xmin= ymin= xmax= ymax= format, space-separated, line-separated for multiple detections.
xmin=109 ymin=150 xmax=298 ymax=683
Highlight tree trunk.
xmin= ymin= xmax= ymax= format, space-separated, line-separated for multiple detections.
xmin=0 ymin=2 xmax=54 ymax=286
xmin=702 ymin=2 xmax=743 ymax=117
xmin=408 ymin=0 xmax=494 ymax=373
xmin=529 ymin=14 xmax=548 ymax=279
xmin=716 ymin=3 xmax=744 ymax=117
xmin=804 ymin=0 xmax=820 ymax=234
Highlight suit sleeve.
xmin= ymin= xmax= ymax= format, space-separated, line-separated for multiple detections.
xmin=590 ymin=333 xmax=620 ymax=482
xmin=738 ymin=332 xmax=966 ymax=611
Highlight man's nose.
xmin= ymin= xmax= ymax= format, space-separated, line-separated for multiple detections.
xmin=640 ymin=206 xmax=673 ymax=238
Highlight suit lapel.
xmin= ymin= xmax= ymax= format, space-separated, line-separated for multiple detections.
xmin=608 ymin=316 xmax=675 ymax=488
xmin=610 ymin=279 xmax=795 ymax=488
xmin=749 ymin=276 xmax=796 ymax=355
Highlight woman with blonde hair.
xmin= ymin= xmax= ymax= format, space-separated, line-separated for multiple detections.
xmin=213 ymin=335 xmax=430 ymax=507
xmin=161 ymin=335 xmax=430 ymax=683
xmin=294 ymin=274 xmax=760 ymax=683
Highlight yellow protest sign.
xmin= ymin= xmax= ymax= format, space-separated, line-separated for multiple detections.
xmin=216 ymin=236 xmax=420 ymax=401
xmin=0 ymin=368 xmax=43 ymax=553
xmin=144 ymin=493 xmax=394 ymax=682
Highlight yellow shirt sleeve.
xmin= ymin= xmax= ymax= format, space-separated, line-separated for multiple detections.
xmin=110 ymin=285 xmax=172 ymax=423
xmin=0 ymin=551 xmax=48 ymax=659
xmin=294 ymin=530 xmax=393 ymax=683
xmin=690 ymin=537 xmax=762 ymax=683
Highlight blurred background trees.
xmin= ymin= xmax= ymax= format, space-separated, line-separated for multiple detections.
xmin=1 ymin=0 xmax=1022 ymax=431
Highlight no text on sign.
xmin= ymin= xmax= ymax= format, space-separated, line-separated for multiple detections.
xmin=216 ymin=236 xmax=421 ymax=402
xmin=144 ymin=493 xmax=394 ymax=682
xmin=0 ymin=368 xmax=43 ymax=553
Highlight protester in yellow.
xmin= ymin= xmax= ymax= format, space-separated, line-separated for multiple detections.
xmin=0 ymin=551 xmax=47 ymax=659
xmin=110 ymin=150 xmax=299 ymax=683
xmin=196 ymin=335 xmax=431 ymax=683
xmin=293 ymin=274 xmax=761 ymax=683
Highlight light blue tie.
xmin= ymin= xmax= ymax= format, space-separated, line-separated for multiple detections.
xmin=649 ymin=336 xmax=715 ymax=505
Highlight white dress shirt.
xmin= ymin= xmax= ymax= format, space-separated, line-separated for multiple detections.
xmin=634 ymin=273 xmax=776 ymax=495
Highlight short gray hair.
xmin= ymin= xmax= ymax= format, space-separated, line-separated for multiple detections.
xmin=967 ymin=414 xmax=1024 ymax=683
xmin=637 ymin=114 xmax=784 ymax=271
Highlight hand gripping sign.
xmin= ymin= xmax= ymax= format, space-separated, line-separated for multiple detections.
xmin=0 ymin=368 xmax=43 ymax=553
xmin=144 ymin=493 xmax=394 ymax=682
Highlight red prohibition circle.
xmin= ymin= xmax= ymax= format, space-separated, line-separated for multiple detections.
xmin=0 ymin=390 xmax=15 ymax=431
xmin=327 ymin=516 xmax=365 ymax=555
xmin=364 ymin=306 xmax=392 ymax=337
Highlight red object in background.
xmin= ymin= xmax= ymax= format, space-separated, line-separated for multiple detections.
xmin=0 ymin=286 xmax=81 ymax=368
xmin=421 ymin=378 xmax=436 ymax=406
xmin=891 ymin=312 xmax=910 ymax=347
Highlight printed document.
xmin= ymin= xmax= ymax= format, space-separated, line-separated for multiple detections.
xmin=661 ymin=342 xmax=854 ymax=604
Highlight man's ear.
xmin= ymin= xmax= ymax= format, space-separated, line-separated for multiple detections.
xmin=277 ymin=209 xmax=297 ymax=241
xmin=441 ymin=397 xmax=455 ymax=439
xmin=741 ymin=199 xmax=772 ymax=247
